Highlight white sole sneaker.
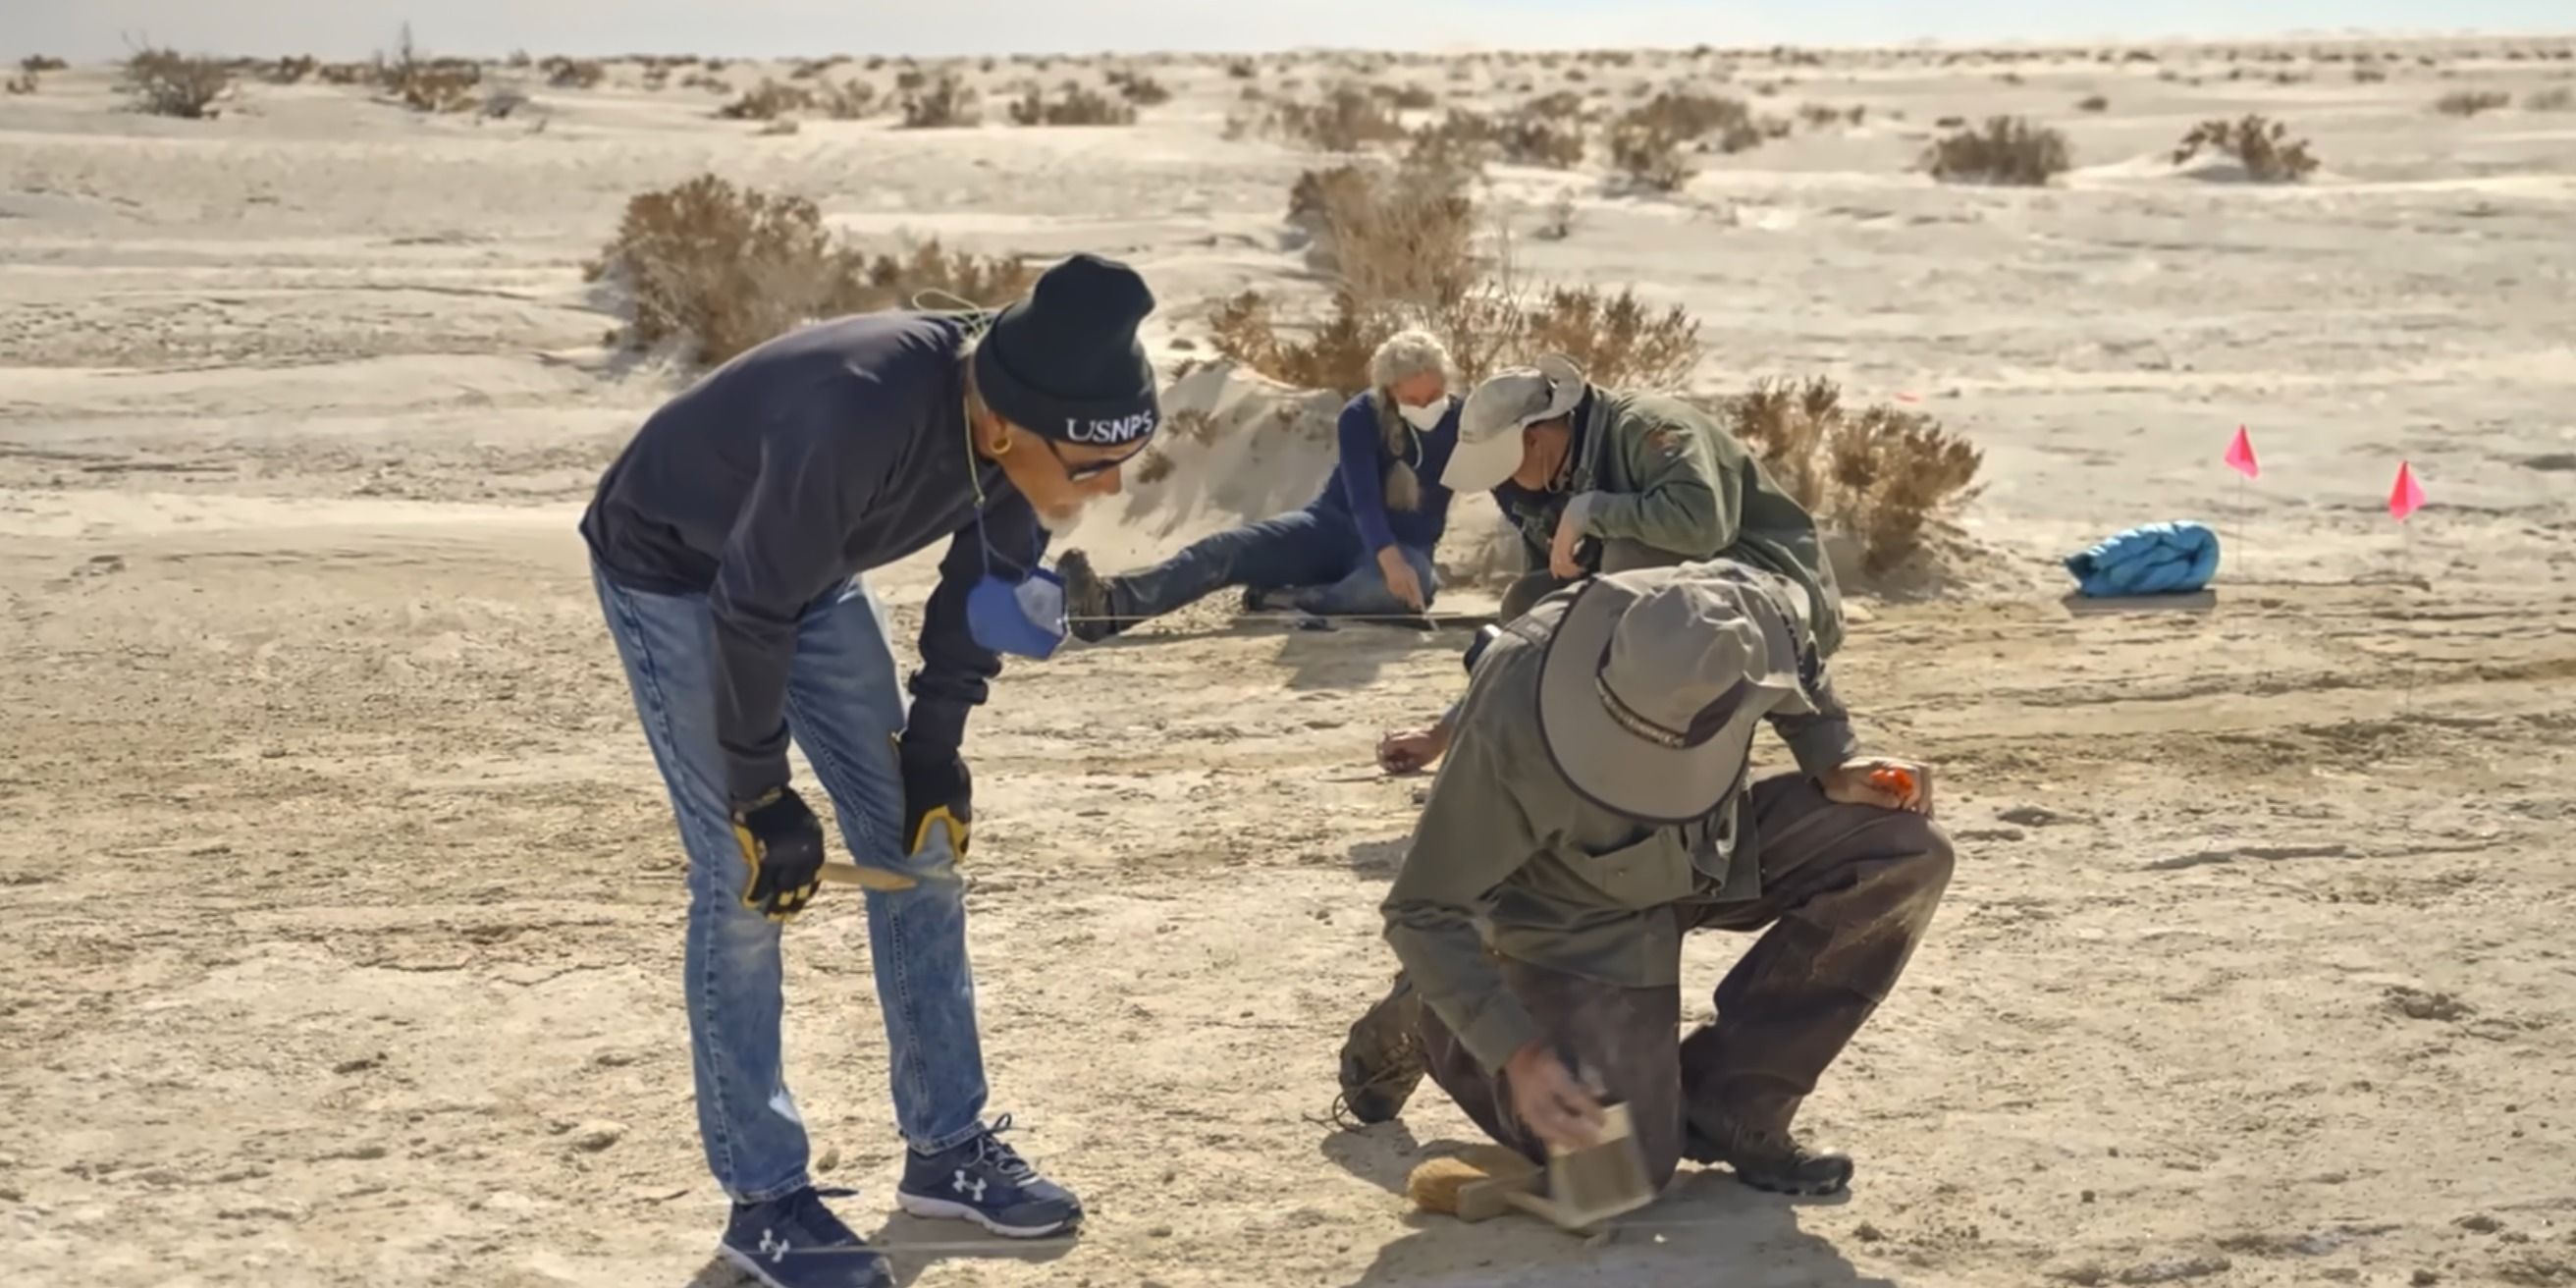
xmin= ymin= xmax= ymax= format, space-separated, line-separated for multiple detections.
xmin=894 ymin=1191 xmax=1078 ymax=1239
xmin=717 ymin=1242 xmax=891 ymax=1288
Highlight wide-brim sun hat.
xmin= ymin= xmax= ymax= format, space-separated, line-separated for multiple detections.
xmin=1447 ymin=353 xmax=1586 ymax=494
xmin=1534 ymin=563 xmax=1815 ymax=823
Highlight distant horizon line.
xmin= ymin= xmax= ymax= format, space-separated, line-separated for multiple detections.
xmin=53 ymin=26 xmax=2576 ymax=63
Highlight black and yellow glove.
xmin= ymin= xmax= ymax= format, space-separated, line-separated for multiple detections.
xmin=895 ymin=740 xmax=972 ymax=860
xmin=731 ymin=785 xmax=827 ymax=921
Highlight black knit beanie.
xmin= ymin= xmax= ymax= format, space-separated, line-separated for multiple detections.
xmin=973 ymin=252 xmax=1160 ymax=449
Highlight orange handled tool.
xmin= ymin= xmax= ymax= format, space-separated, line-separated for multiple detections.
xmin=1868 ymin=765 xmax=1918 ymax=798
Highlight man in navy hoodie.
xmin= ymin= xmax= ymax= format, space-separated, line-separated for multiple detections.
xmin=582 ymin=254 xmax=1158 ymax=1288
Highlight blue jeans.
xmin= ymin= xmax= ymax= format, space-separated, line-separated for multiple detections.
xmin=1112 ymin=509 xmax=1438 ymax=620
xmin=592 ymin=564 xmax=989 ymax=1205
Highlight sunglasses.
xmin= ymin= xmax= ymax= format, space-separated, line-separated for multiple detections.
xmin=1043 ymin=436 xmax=1144 ymax=482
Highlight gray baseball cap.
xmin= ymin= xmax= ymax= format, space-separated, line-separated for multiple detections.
xmin=1450 ymin=353 xmax=1586 ymax=494
xmin=1534 ymin=562 xmax=1814 ymax=822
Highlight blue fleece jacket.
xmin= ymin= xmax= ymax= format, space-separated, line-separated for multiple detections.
xmin=580 ymin=312 xmax=1045 ymax=804
xmin=1309 ymin=393 xmax=1459 ymax=554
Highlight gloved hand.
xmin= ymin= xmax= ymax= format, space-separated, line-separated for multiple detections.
xmin=896 ymin=740 xmax=972 ymax=859
xmin=731 ymin=785 xmax=827 ymax=921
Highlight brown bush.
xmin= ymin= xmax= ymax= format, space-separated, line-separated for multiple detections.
xmin=1921 ymin=116 xmax=2070 ymax=185
xmin=1797 ymin=102 xmax=1847 ymax=128
xmin=1725 ymin=377 xmax=1982 ymax=571
xmin=720 ymin=80 xmax=816 ymax=120
xmin=1263 ymin=85 xmax=1407 ymax=151
xmin=1523 ymin=288 xmax=1701 ymax=391
xmin=2076 ymin=94 xmax=2110 ymax=112
xmin=820 ymin=80 xmax=877 ymax=119
xmin=2353 ymin=65 xmax=2389 ymax=83
xmin=1292 ymin=157 xmax=1478 ymax=309
xmin=264 ymin=55 xmax=318 ymax=84
xmin=1225 ymin=59 xmax=1258 ymax=80
xmin=542 ymin=56 xmax=606 ymax=89
xmin=2523 ymin=86 xmax=2574 ymax=111
xmin=1106 ymin=69 xmax=1171 ymax=106
xmin=1525 ymin=89 xmax=1583 ymax=121
xmin=900 ymin=75 xmax=980 ymax=128
xmin=21 ymin=56 xmax=69 ymax=74
xmin=1414 ymin=104 xmax=1584 ymax=170
xmin=1609 ymin=118 xmax=1694 ymax=190
xmin=2172 ymin=115 xmax=2319 ymax=181
xmin=1934 ymin=114 xmax=1965 ymax=127
xmin=122 ymin=48 xmax=233 ymax=118
xmin=2435 ymin=89 xmax=2510 ymax=116
xmin=1133 ymin=448 xmax=1177 ymax=486
xmin=1387 ymin=83 xmax=1439 ymax=110
xmin=3 ymin=71 xmax=35 ymax=96
xmin=396 ymin=64 xmax=479 ymax=112
xmin=584 ymin=174 xmax=1033 ymax=367
xmin=1008 ymin=83 xmax=1137 ymax=126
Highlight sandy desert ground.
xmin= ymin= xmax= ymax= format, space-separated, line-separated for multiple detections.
xmin=5 ymin=35 xmax=2576 ymax=1288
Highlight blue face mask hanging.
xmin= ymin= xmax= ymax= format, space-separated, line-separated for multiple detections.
xmin=963 ymin=510 xmax=1069 ymax=661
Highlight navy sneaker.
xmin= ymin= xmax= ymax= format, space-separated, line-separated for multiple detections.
xmin=719 ymin=1186 xmax=892 ymax=1288
xmin=895 ymin=1115 xmax=1083 ymax=1238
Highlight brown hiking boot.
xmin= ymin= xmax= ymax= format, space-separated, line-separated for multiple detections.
xmin=1334 ymin=974 xmax=1424 ymax=1126
xmin=1056 ymin=550 xmax=1122 ymax=643
xmin=1686 ymin=1111 xmax=1854 ymax=1196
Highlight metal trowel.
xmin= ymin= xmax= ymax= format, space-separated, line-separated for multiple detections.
xmin=1452 ymin=1100 xmax=1657 ymax=1232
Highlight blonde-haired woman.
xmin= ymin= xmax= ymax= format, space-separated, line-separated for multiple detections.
xmin=1060 ymin=329 xmax=1463 ymax=639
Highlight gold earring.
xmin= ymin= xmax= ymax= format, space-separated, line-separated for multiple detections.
xmin=987 ymin=432 xmax=1013 ymax=456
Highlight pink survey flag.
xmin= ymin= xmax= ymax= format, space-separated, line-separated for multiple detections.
xmin=2388 ymin=461 xmax=2427 ymax=521
xmin=2224 ymin=425 xmax=2259 ymax=479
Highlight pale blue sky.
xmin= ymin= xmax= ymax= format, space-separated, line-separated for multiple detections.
xmin=7 ymin=0 xmax=2568 ymax=62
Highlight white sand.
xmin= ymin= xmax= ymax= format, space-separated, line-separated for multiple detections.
xmin=5 ymin=40 xmax=2576 ymax=1288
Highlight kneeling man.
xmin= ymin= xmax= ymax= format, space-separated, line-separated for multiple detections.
xmin=1340 ymin=562 xmax=1952 ymax=1196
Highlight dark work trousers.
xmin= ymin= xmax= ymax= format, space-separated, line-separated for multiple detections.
xmin=1413 ymin=774 xmax=1955 ymax=1188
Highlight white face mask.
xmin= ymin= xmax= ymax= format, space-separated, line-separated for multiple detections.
xmin=1398 ymin=400 xmax=1447 ymax=432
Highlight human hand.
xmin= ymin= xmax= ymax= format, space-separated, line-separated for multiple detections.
xmin=895 ymin=740 xmax=973 ymax=857
xmin=1504 ymin=1041 xmax=1606 ymax=1153
xmin=1375 ymin=546 xmax=1427 ymax=613
xmin=731 ymin=785 xmax=828 ymax=920
xmin=1820 ymin=756 xmax=1934 ymax=817
xmin=1548 ymin=509 xmax=1583 ymax=580
xmin=1376 ymin=723 xmax=1453 ymax=775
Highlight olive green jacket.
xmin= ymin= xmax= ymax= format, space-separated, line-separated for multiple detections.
xmin=1497 ymin=387 xmax=1845 ymax=658
xmin=1379 ymin=579 xmax=1860 ymax=1075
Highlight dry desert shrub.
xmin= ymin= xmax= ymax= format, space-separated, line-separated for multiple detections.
xmin=1225 ymin=59 xmax=1258 ymax=80
xmin=901 ymin=75 xmax=980 ymax=128
xmin=2524 ymin=86 xmax=2575 ymax=110
xmin=21 ymin=55 xmax=69 ymax=73
xmin=265 ymin=55 xmax=318 ymax=84
xmin=585 ymin=174 xmax=1033 ymax=367
xmin=1921 ymin=116 xmax=2070 ymax=185
xmin=122 ymin=48 xmax=234 ymax=118
xmin=1403 ymin=104 xmax=1584 ymax=172
xmin=1009 ymin=83 xmax=1137 ymax=126
xmin=2172 ymin=115 xmax=2319 ymax=181
xmin=756 ymin=118 xmax=799 ymax=136
xmin=1725 ymin=377 xmax=1982 ymax=571
xmin=1608 ymin=93 xmax=1761 ymax=191
xmin=2435 ymin=89 xmax=2510 ymax=116
xmin=1263 ymin=85 xmax=1408 ymax=151
xmin=1107 ymin=69 xmax=1171 ymax=106
xmin=543 ymin=56 xmax=606 ymax=89
xmin=1521 ymin=288 xmax=1701 ymax=391
xmin=4 ymin=71 xmax=35 ymax=95
xmin=1215 ymin=167 xmax=1705 ymax=397
xmin=1384 ymin=83 xmax=1440 ymax=110
xmin=819 ymin=80 xmax=877 ymax=119
xmin=720 ymin=80 xmax=815 ymax=120
xmin=1132 ymin=448 xmax=1177 ymax=486
xmin=2077 ymin=94 xmax=2110 ymax=112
